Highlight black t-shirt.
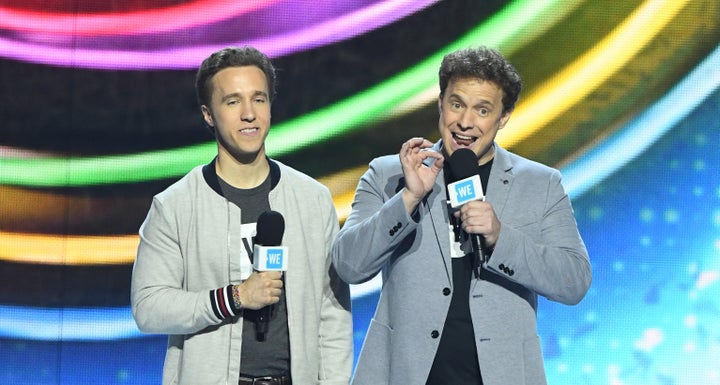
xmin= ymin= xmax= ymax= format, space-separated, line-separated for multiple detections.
xmin=218 ymin=175 xmax=290 ymax=377
xmin=426 ymin=158 xmax=493 ymax=385
xmin=426 ymin=254 xmax=482 ymax=384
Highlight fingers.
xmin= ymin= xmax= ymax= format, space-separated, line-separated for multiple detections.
xmin=400 ymin=137 xmax=443 ymax=167
xmin=457 ymin=201 xmax=489 ymax=229
xmin=400 ymin=137 xmax=434 ymax=159
xmin=421 ymin=148 xmax=444 ymax=170
xmin=399 ymin=137 xmax=445 ymax=213
xmin=257 ymin=271 xmax=283 ymax=303
xmin=401 ymin=137 xmax=433 ymax=151
xmin=240 ymin=271 xmax=284 ymax=309
xmin=456 ymin=201 xmax=500 ymax=246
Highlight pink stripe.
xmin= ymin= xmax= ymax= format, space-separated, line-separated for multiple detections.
xmin=0 ymin=0 xmax=280 ymax=35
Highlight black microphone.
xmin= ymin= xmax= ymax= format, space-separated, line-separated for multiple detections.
xmin=446 ymin=148 xmax=486 ymax=277
xmin=252 ymin=210 xmax=287 ymax=341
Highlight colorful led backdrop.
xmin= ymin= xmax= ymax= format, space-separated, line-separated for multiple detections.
xmin=1 ymin=0 xmax=719 ymax=384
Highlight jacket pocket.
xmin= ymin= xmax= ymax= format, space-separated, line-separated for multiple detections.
xmin=477 ymin=334 xmax=546 ymax=385
xmin=352 ymin=319 xmax=392 ymax=384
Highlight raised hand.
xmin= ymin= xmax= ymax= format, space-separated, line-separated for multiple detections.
xmin=399 ymin=137 xmax=444 ymax=214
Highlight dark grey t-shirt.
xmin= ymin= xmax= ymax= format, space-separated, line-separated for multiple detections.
xmin=218 ymin=175 xmax=290 ymax=377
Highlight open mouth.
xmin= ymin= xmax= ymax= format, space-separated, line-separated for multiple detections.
xmin=452 ymin=132 xmax=477 ymax=147
xmin=239 ymin=127 xmax=258 ymax=134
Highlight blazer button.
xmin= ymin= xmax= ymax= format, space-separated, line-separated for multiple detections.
xmin=431 ymin=330 xmax=440 ymax=338
xmin=396 ymin=222 xmax=402 ymax=228
xmin=442 ymin=287 xmax=451 ymax=296
xmin=389 ymin=229 xmax=395 ymax=236
xmin=499 ymin=263 xmax=505 ymax=270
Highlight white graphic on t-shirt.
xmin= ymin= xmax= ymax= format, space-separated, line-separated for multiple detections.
xmin=447 ymin=201 xmax=472 ymax=259
xmin=239 ymin=223 xmax=257 ymax=280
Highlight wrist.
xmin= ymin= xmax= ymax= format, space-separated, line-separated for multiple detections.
xmin=231 ymin=284 xmax=243 ymax=311
xmin=401 ymin=188 xmax=422 ymax=214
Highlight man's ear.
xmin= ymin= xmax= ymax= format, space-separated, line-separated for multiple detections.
xmin=201 ymin=105 xmax=216 ymax=134
xmin=201 ymin=105 xmax=214 ymax=127
xmin=498 ymin=110 xmax=512 ymax=130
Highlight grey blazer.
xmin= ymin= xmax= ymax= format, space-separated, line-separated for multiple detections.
xmin=332 ymin=141 xmax=591 ymax=385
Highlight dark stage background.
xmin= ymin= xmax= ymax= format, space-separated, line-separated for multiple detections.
xmin=1 ymin=0 xmax=720 ymax=384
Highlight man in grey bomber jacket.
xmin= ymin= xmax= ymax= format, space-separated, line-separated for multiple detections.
xmin=131 ymin=46 xmax=352 ymax=385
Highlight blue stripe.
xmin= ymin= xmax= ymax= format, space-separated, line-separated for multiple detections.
xmin=561 ymin=44 xmax=720 ymax=199
xmin=0 ymin=304 xmax=145 ymax=341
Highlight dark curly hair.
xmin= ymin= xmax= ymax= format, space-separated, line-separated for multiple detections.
xmin=438 ymin=46 xmax=522 ymax=114
xmin=195 ymin=46 xmax=277 ymax=107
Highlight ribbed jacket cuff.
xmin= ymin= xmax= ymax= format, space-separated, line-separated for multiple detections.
xmin=210 ymin=285 xmax=240 ymax=320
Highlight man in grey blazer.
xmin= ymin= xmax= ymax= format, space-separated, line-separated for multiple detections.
xmin=332 ymin=46 xmax=591 ymax=385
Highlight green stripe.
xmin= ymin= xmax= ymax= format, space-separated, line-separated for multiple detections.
xmin=0 ymin=0 xmax=571 ymax=187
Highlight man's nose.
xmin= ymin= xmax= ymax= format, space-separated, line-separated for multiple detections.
xmin=457 ymin=110 xmax=473 ymax=130
xmin=241 ymin=102 xmax=255 ymax=122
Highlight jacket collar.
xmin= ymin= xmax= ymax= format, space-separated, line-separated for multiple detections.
xmin=201 ymin=156 xmax=281 ymax=197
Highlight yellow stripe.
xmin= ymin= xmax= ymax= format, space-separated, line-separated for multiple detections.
xmin=498 ymin=0 xmax=689 ymax=147
xmin=0 ymin=169 xmax=363 ymax=265
xmin=0 ymin=231 xmax=139 ymax=265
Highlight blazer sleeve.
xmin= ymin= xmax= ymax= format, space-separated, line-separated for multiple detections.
xmin=331 ymin=157 xmax=419 ymax=284
xmin=487 ymin=168 xmax=592 ymax=305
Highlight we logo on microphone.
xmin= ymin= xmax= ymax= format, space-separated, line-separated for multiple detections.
xmin=448 ymin=174 xmax=483 ymax=208
xmin=266 ymin=249 xmax=284 ymax=269
xmin=253 ymin=245 xmax=289 ymax=271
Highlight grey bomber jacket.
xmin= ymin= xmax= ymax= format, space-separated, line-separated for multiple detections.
xmin=131 ymin=158 xmax=352 ymax=385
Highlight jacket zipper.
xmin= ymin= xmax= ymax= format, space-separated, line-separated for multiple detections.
xmin=225 ymin=200 xmax=233 ymax=385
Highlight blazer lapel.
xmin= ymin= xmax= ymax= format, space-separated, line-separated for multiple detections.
xmin=425 ymin=168 xmax=453 ymax=284
xmin=485 ymin=144 xmax=514 ymax=220
xmin=471 ymin=144 xmax=514 ymax=294
xmin=425 ymin=141 xmax=453 ymax=283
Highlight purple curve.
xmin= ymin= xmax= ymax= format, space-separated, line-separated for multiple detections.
xmin=0 ymin=0 xmax=438 ymax=70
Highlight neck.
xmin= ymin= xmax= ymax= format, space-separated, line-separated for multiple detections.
xmin=478 ymin=143 xmax=495 ymax=166
xmin=216 ymin=151 xmax=270 ymax=189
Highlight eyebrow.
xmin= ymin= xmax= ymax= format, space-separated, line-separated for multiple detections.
xmin=448 ymin=93 xmax=495 ymax=109
xmin=220 ymin=90 xmax=269 ymax=102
